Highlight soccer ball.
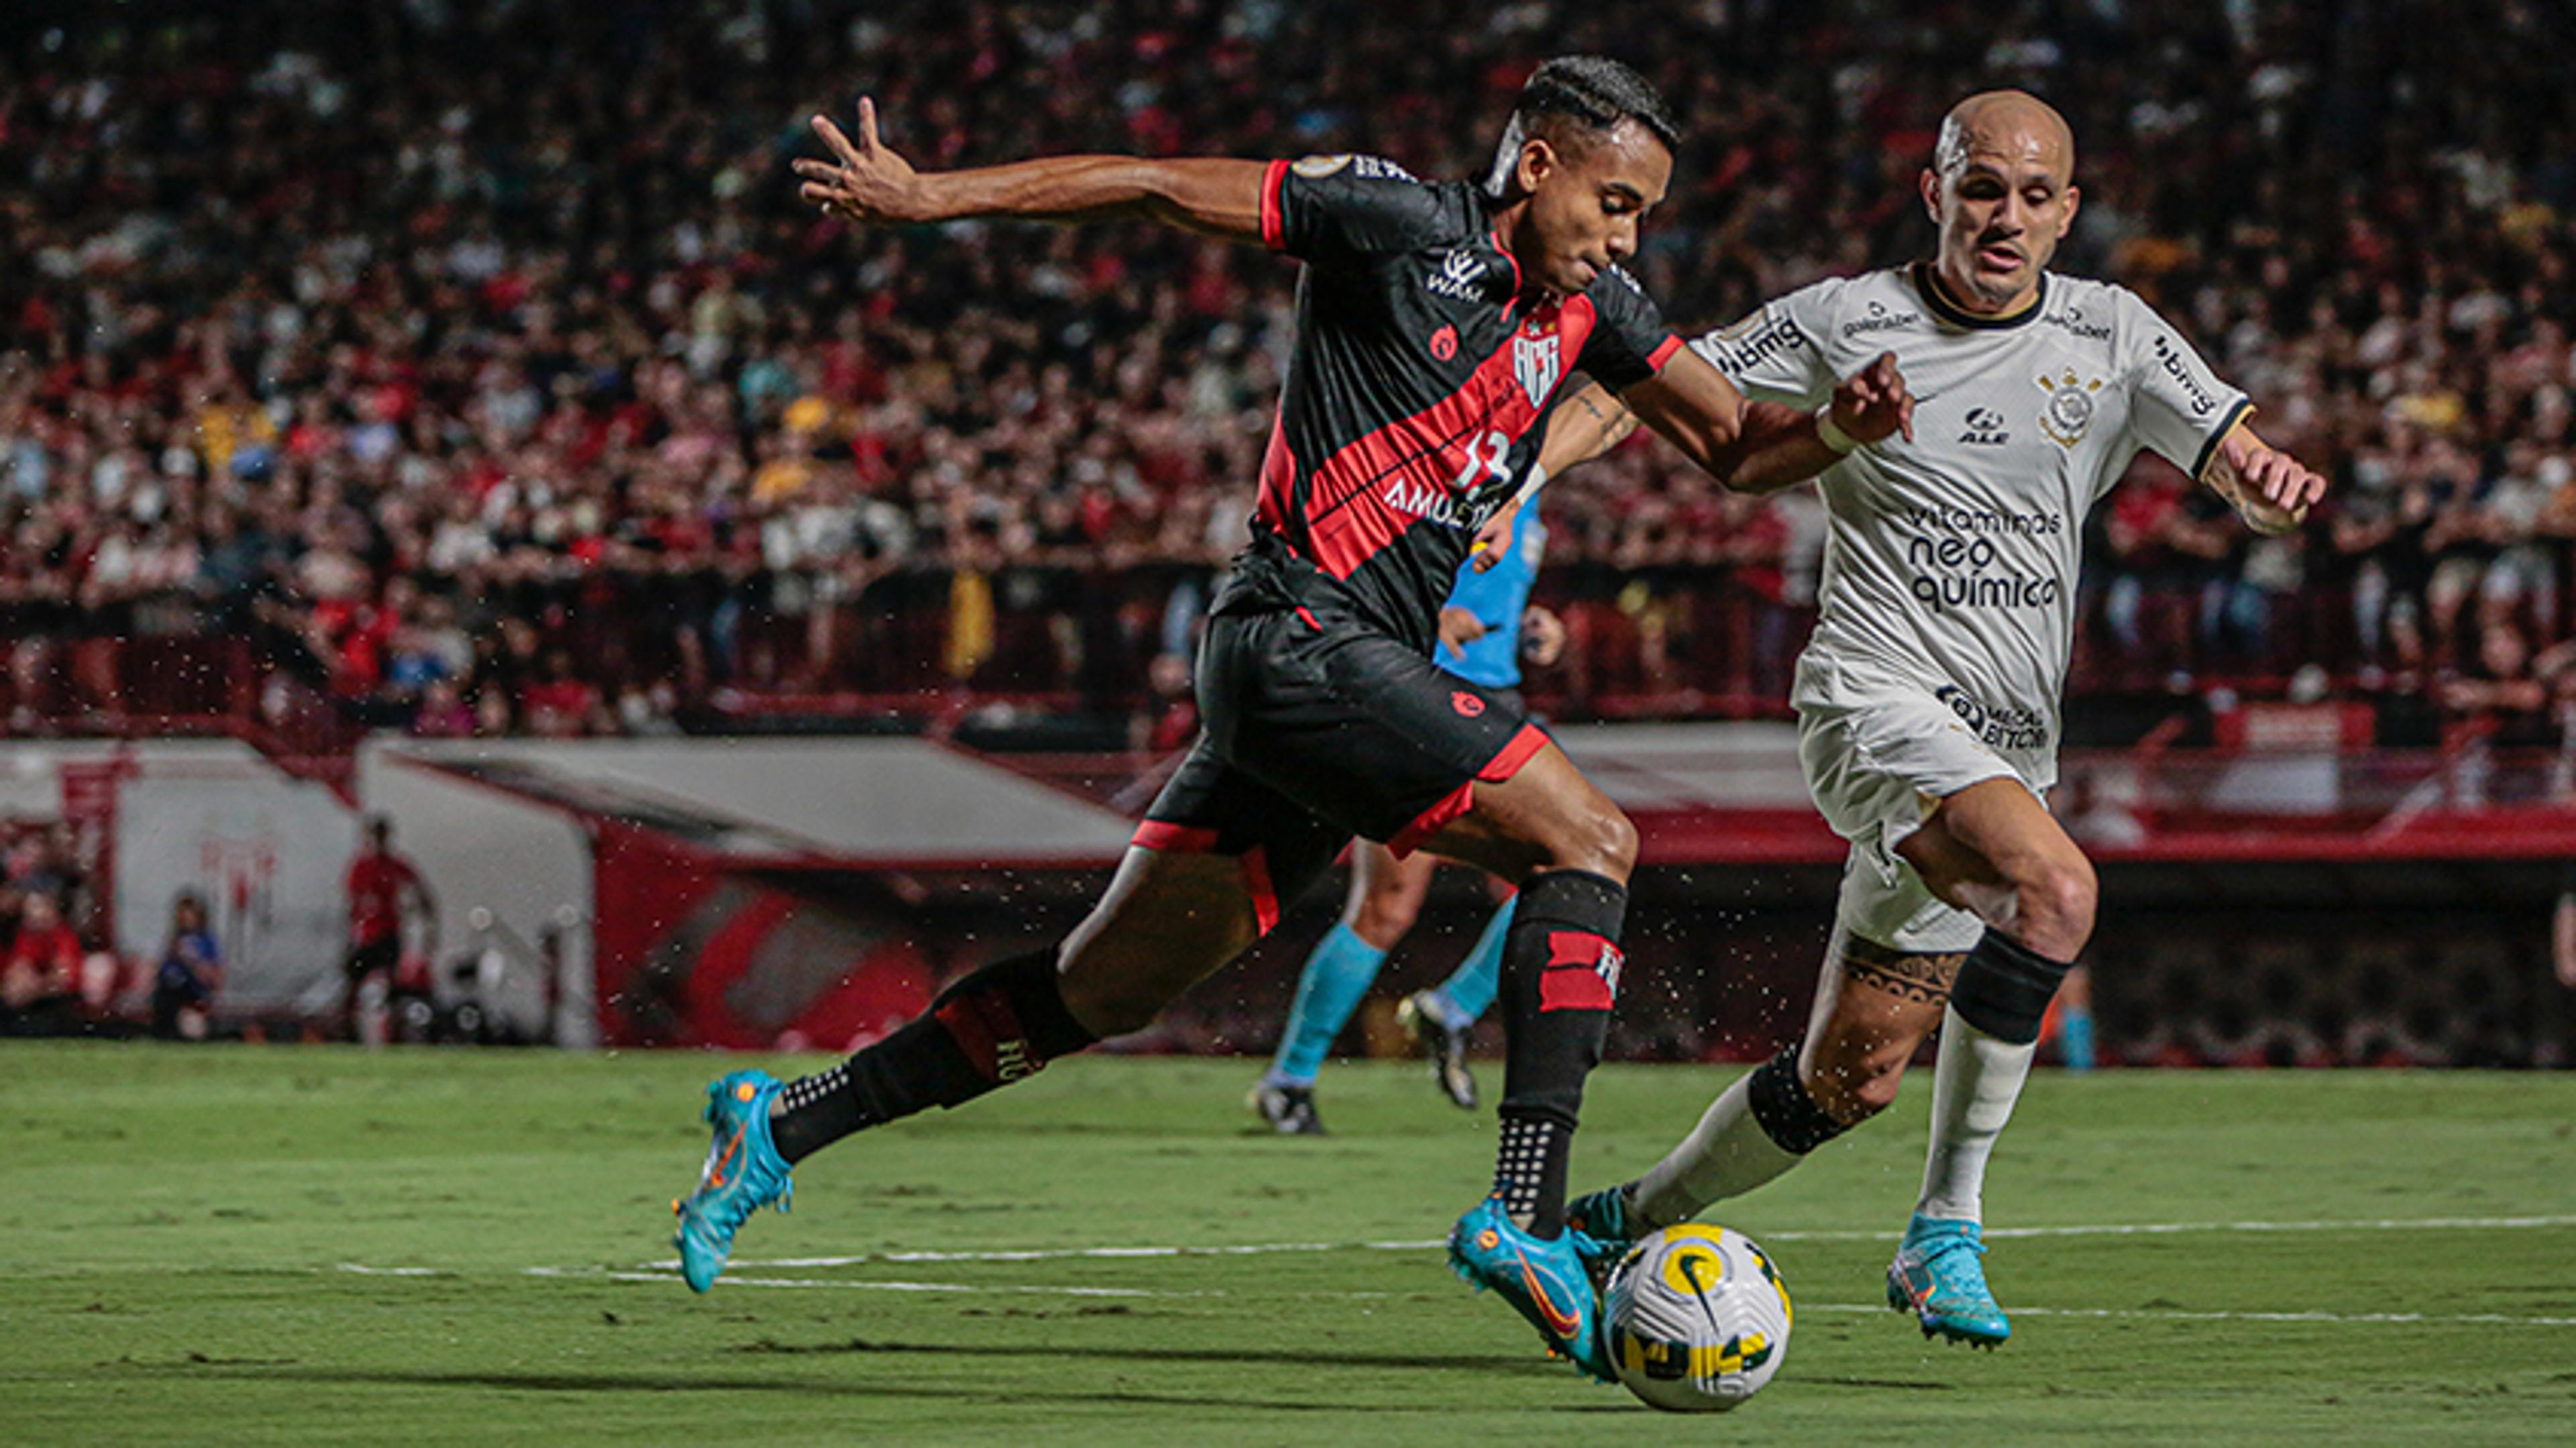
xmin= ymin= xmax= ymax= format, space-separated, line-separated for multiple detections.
xmin=1602 ymin=1223 xmax=1792 ymax=1412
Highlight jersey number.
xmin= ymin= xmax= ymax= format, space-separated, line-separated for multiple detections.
xmin=1448 ymin=429 xmax=1514 ymax=497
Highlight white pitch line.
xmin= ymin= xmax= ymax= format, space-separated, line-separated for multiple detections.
xmin=661 ymin=1240 xmax=1429 ymax=1271
xmin=662 ymin=1212 xmax=2576 ymax=1272
xmin=337 ymin=1263 xmax=444 ymax=1276
xmin=527 ymin=1265 xmax=1225 ymax=1299
xmin=1802 ymin=1302 xmax=2576 ymax=1329
xmin=1798 ymin=1212 xmax=2576 ymax=1244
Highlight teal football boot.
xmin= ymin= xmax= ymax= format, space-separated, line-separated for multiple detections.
xmin=1885 ymin=1212 xmax=2011 ymax=1347
xmin=672 ymin=1070 xmax=794 ymax=1292
xmin=1563 ymin=1183 xmax=1644 ymax=1273
xmin=1447 ymin=1195 xmax=1613 ymax=1382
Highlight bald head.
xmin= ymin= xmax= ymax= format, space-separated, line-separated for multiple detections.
xmin=1935 ymin=91 xmax=2075 ymax=189
xmin=1922 ymin=90 xmax=2080 ymax=315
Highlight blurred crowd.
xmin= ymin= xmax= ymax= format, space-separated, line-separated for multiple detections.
xmin=0 ymin=817 xmax=123 ymax=1035
xmin=3 ymin=1 xmax=2574 ymax=748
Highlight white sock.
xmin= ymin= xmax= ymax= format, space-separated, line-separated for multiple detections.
xmin=1917 ymin=1004 xmax=2039 ymax=1223
xmin=1628 ymin=1073 xmax=1803 ymax=1229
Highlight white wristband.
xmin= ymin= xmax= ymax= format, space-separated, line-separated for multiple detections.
xmin=1814 ymin=407 xmax=1860 ymax=456
xmin=1507 ymin=462 xmax=1550 ymax=511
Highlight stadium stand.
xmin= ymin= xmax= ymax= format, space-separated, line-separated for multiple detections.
xmin=2 ymin=1 xmax=2573 ymax=746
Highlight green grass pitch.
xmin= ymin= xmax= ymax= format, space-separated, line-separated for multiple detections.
xmin=4 ymin=1043 xmax=2573 ymax=1446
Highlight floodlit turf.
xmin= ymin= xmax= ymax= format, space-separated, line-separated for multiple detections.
xmin=3 ymin=1045 xmax=2572 ymax=1447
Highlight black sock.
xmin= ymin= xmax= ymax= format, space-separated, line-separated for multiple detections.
xmin=1492 ymin=1115 xmax=1566 ymax=1229
xmin=1746 ymin=1040 xmax=1850 ymax=1153
xmin=1949 ymin=929 xmax=2074 ymax=1046
xmin=767 ymin=949 xmax=1096 ymax=1164
xmin=1493 ymin=869 xmax=1629 ymax=1237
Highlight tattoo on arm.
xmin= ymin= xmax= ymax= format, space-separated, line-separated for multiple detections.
xmin=1573 ymin=389 xmax=1640 ymax=453
xmin=1837 ymin=934 xmax=1964 ymax=1005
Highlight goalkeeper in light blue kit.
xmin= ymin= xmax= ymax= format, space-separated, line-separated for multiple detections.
xmin=1248 ymin=496 xmax=1563 ymax=1135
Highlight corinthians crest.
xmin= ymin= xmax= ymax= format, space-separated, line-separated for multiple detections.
xmin=2035 ymin=368 xmax=2104 ymax=448
xmin=1513 ymin=327 xmax=1562 ymax=409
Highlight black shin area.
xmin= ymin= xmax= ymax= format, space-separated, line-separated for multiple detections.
xmin=1948 ymin=929 xmax=2074 ymax=1046
xmin=768 ymin=949 xmax=1096 ymax=1163
xmin=1493 ymin=870 xmax=1629 ymax=1235
xmin=1744 ymin=1041 xmax=1849 ymax=1154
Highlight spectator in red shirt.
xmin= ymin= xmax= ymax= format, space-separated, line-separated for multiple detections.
xmin=3 ymin=892 xmax=85 ymax=1037
xmin=343 ymin=817 xmax=437 ymax=1045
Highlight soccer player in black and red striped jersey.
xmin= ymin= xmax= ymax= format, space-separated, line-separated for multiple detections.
xmin=672 ymin=57 xmax=1914 ymax=1380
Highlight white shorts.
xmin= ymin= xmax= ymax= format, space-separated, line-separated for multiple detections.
xmin=1796 ymin=687 xmax=2045 ymax=955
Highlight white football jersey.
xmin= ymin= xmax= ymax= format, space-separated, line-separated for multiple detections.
xmin=1694 ymin=263 xmax=2248 ymax=784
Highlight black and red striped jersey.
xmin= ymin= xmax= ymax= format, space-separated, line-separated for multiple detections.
xmin=1216 ymin=153 xmax=1684 ymax=654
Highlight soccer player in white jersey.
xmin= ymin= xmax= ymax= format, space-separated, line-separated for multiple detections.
xmin=1497 ymin=91 xmax=2326 ymax=1346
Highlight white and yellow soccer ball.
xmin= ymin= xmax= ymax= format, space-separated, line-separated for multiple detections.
xmin=1602 ymin=1223 xmax=1793 ymax=1412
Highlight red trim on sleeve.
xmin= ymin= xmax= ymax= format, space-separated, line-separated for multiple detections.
xmin=1132 ymin=820 xmax=1221 ymax=852
xmin=1240 ymin=845 xmax=1280 ymax=936
xmin=1259 ymin=159 xmax=1290 ymax=251
xmin=1387 ymin=781 xmax=1474 ymax=860
xmin=1477 ymin=723 xmax=1550 ymax=783
xmin=1646 ymin=334 xmax=1686 ymax=372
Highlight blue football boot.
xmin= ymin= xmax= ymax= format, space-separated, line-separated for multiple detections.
xmin=1447 ymin=1195 xmax=1613 ymax=1382
xmin=672 ymin=1070 xmax=794 ymax=1292
xmin=1885 ymin=1212 xmax=2011 ymax=1347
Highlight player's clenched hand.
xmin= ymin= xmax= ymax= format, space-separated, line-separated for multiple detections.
xmin=1468 ymin=501 xmax=1518 ymax=572
xmin=1829 ymin=351 xmax=1915 ymax=447
xmin=1437 ymin=607 xmax=1488 ymax=660
xmin=795 ymin=98 xmax=928 ymax=225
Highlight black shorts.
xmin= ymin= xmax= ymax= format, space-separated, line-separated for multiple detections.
xmin=1136 ymin=604 xmax=1548 ymax=931
xmin=345 ymin=937 xmax=400 ymax=980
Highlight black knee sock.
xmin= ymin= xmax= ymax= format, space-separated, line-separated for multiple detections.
xmin=1492 ymin=869 xmax=1629 ymax=1237
xmin=1745 ymin=1041 xmax=1851 ymax=1153
xmin=768 ymin=949 xmax=1097 ymax=1164
xmin=1949 ymin=929 xmax=2074 ymax=1046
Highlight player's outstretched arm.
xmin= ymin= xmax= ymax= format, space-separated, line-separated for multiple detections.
xmin=1538 ymin=385 xmax=1645 ymax=476
xmin=1631 ymin=349 xmax=1914 ymax=495
xmin=1468 ymin=353 xmax=1915 ymax=567
xmin=2200 ymin=420 xmax=2326 ymax=535
xmin=795 ymin=99 xmax=1267 ymax=241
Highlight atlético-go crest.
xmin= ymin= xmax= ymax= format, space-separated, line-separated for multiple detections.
xmin=1513 ymin=328 xmax=1562 ymax=409
xmin=2036 ymin=368 xmax=2104 ymax=448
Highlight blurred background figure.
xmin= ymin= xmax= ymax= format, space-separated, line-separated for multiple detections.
xmin=3 ymin=891 xmax=85 ymax=1036
xmin=152 ymin=890 xmax=225 ymax=1041
xmin=342 ymin=816 xmax=437 ymax=1045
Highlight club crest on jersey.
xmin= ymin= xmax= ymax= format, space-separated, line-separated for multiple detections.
xmin=1513 ymin=330 xmax=1562 ymax=409
xmin=1451 ymin=690 xmax=1487 ymax=717
xmin=2036 ymin=368 xmax=2105 ymax=448
xmin=1428 ymin=324 xmax=1458 ymax=361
